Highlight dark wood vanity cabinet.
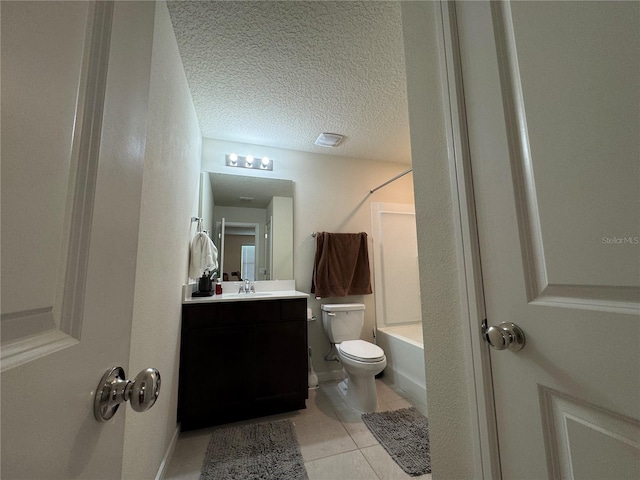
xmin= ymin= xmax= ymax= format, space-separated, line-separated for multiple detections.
xmin=178 ymin=298 xmax=308 ymax=431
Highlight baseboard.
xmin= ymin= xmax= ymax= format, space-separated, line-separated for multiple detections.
xmin=155 ymin=424 xmax=180 ymax=480
xmin=317 ymin=370 xmax=344 ymax=383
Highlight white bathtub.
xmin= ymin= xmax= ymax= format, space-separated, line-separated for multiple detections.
xmin=376 ymin=324 xmax=427 ymax=410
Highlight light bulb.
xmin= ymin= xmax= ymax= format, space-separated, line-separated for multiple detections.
xmin=261 ymin=157 xmax=270 ymax=167
xmin=246 ymin=155 xmax=254 ymax=166
xmin=229 ymin=153 xmax=237 ymax=165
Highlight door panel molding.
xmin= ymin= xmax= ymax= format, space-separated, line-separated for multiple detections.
xmin=1 ymin=2 xmax=114 ymax=371
xmin=0 ymin=308 xmax=55 ymax=343
xmin=492 ymin=2 xmax=639 ymax=315
xmin=534 ymin=284 xmax=640 ymax=315
xmin=491 ymin=1 xmax=547 ymax=304
xmin=58 ymin=0 xmax=114 ymax=340
xmin=539 ymin=385 xmax=640 ymax=479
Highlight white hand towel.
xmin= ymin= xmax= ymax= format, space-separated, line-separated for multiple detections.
xmin=189 ymin=232 xmax=219 ymax=279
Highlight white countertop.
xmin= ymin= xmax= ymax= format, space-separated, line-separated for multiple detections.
xmin=182 ymin=280 xmax=309 ymax=304
xmin=183 ymin=290 xmax=309 ymax=304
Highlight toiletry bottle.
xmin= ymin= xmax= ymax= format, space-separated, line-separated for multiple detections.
xmin=215 ymin=279 xmax=222 ymax=295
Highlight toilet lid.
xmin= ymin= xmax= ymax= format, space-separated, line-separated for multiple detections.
xmin=338 ymin=340 xmax=385 ymax=362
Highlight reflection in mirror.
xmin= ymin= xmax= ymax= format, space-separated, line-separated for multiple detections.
xmin=219 ymin=221 xmax=259 ymax=281
xmin=204 ymin=173 xmax=294 ymax=281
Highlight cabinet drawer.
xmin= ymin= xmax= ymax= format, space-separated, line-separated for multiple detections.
xmin=236 ymin=300 xmax=280 ymax=323
xmin=183 ymin=299 xmax=306 ymax=328
xmin=182 ymin=302 xmax=243 ymax=328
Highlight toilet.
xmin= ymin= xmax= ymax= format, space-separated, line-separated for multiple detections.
xmin=321 ymin=303 xmax=386 ymax=412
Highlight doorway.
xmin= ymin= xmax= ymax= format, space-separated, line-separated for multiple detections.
xmin=218 ymin=221 xmax=260 ymax=281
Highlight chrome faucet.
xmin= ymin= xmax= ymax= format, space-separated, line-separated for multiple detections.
xmin=238 ymin=279 xmax=255 ymax=294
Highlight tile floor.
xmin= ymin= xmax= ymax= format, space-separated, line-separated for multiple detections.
xmin=164 ymin=378 xmax=431 ymax=480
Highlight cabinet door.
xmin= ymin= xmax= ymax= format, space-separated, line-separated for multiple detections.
xmin=252 ymin=320 xmax=307 ymax=409
xmin=179 ymin=325 xmax=252 ymax=429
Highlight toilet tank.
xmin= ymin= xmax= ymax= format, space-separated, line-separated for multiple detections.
xmin=321 ymin=303 xmax=365 ymax=343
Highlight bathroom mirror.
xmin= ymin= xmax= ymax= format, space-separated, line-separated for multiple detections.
xmin=203 ymin=173 xmax=293 ymax=281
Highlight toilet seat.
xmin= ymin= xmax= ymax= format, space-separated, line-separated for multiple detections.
xmin=338 ymin=340 xmax=385 ymax=363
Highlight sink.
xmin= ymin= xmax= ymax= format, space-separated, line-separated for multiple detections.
xmin=221 ymin=292 xmax=274 ymax=299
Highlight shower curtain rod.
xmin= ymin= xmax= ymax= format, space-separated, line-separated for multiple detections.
xmin=369 ymin=168 xmax=413 ymax=194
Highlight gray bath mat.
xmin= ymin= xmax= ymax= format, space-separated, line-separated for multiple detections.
xmin=200 ymin=419 xmax=309 ymax=480
xmin=362 ymin=407 xmax=431 ymax=476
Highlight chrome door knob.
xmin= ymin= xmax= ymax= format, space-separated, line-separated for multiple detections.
xmin=128 ymin=368 xmax=161 ymax=413
xmin=483 ymin=321 xmax=525 ymax=351
xmin=94 ymin=366 xmax=161 ymax=422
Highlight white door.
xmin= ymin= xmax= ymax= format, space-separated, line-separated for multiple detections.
xmin=457 ymin=1 xmax=640 ymax=478
xmin=1 ymin=2 xmax=153 ymax=478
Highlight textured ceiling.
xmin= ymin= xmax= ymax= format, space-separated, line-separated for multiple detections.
xmin=167 ymin=1 xmax=410 ymax=164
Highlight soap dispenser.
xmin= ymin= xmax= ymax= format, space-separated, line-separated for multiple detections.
xmin=215 ymin=279 xmax=222 ymax=295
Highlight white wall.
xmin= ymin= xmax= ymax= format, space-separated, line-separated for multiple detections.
xmin=270 ymin=196 xmax=294 ymax=281
xmin=402 ymin=2 xmax=477 ymax=478
xmin=199 ymin=172 xmax=214 ymax=234
xmin=122 ymin=2 xmax=202 ymax=478
xmin=202 ymin=138 xmax=416 ymax=377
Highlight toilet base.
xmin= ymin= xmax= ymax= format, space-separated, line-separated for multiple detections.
xmin=338 ymin=370 xmax=379 ymax=413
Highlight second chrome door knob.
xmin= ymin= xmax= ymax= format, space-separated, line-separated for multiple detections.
xmin=483 ymin=321 xmax=525 ymax=351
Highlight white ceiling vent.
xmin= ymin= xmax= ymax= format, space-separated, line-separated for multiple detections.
xmin=315 ymin=133 xmax=344 ymax=148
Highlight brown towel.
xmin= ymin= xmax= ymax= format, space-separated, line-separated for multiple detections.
xmin=311 ymin=232 xmax=373 ymax=298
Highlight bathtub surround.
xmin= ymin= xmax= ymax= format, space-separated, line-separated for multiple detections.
xmin=370 ymin=203 xmax=422 ymax=328
xmin=199 ymin=420 xmax=308 ymax=480
xmin=362 ymin=407 xmax=432 ymax=476
xmin=370 ymin=202 xmax=426 ymax=408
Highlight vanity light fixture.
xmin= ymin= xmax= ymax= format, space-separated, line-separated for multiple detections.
xmin=225 ymin=153 xmax=273 ymax=171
